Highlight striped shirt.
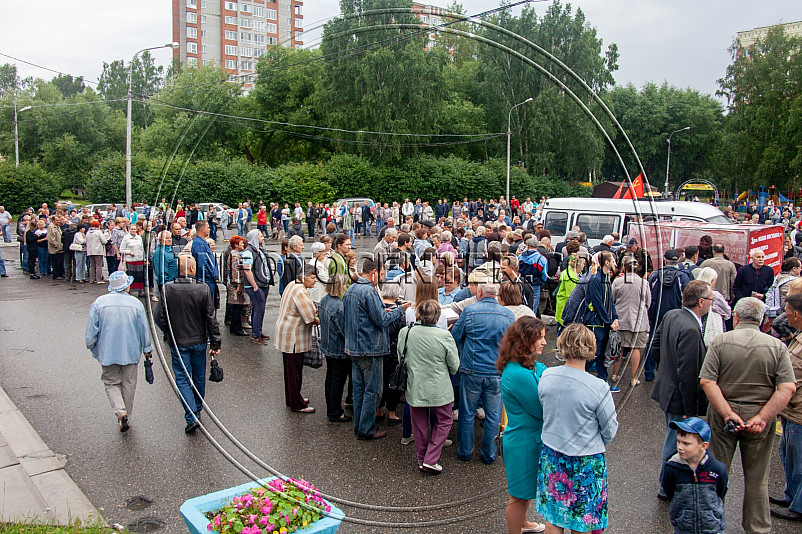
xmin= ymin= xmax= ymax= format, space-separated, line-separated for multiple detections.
xmin=274 ymin=281 xmax=317 ymax=353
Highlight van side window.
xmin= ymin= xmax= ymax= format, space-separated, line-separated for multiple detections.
xmin=544 ymin=211 xmax=568 ymax=236
xmin=576 ymin=214 xmax=620 ymax=241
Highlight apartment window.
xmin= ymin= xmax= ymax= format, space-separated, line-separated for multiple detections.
xmin=266 ymin=22 xmax=277 ymax=33
xmin=240 ymin=32 xmax=253 ymax=43
xmin=295 ymin=31 xmax=302 ymax=41
xmin=240 ymin=47 xmax=253 ymax=57
xmin=225 ymin=59 xmax=238 ymax=69
xmin=283 ymin=3 xmax=290 ymax=11
xmin=202 ymin=44 xmax=208 ymax=53
xmin=240 ymin=17 xmax=252 ymax=28
xmin=202 ymin=59 xmax=213 ymax=66
xmin=294 ymin=4 xmax=302 ymax=15
xmin=225 ymin=44 xmax=238 ymax=55
xmin=224 ymin=16 xmax=237 ymax=24
xmin=253 ymin=6 xmax=264 ymax=17
xmin=240 ymin=3 xmax=252 ymax=13
xmin=242 ymin=74 xmax=253 ymax=84
xmin=266 ymin=8 xmax=277 ymax=20
xmin=187 ymin=11 xmax=197 ymax=23
xmin=240 ymin=61 xmax=253 ymax=70
xmin=201 ymin=15 xmax=206 ymax=23
xmin=201 ymin=29 xmax=206 ymax=38
xmin=225 ymin=30 xmax=237 ymax=40
xmin=187 ymin=42 xmax=198 ymax=53
xmin=228 ymin=75 xmax=238 ymax=82
xmin=295 ymin=17 xmax=302 ymax=28
xmin=266 ymin=36 xmax=276 ymax=45
xmin=420 ymin=15 xmax=428 ymax=23
xmin=255 ymin=34 xmax=267 ymax=45
xmin=253 ymin=20 xmax=264 ymax=32
xmin=224 ymin=1 xmax=237 ymax=11
xmin=201 ymin=0 xmax=207 ymax=7
xmin=187 ymin=27 xmax=197 ymax=38
xmin=186 ymin=0 xmax=196 ymax=7
xmin=255 ymin=48 xmax=267 ymax=57
xmin=187 ymin=57 xmax=198 ymax=66
xmin=286 ymin=17 xmax=291 ymax=26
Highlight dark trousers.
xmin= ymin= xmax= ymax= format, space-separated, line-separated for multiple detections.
xmin=380 ymin=352 xmax=402 ymax=412
xmin=51 ymin=252 xmax=64 ymax=278
xmin=27 ymin=247 xmax=37 ymax=274
xmin=230 ymin=304 xmax=245 ymax=333
xmin=106 ymin=255 xmax=119 ymax=274
xmin=282 ymin=352 xmax=307 ymax=411
xmin=64 ymin=250 xmax=74 ymax=281
xmin=244 ymin=286 xmax=268 ymax=338
xmin=307 ymin=220 xmax=315 ymax=237
xmin=324 ymin=356 xmax=350 ymax=420
xmin=209 ymin=223 xmax=217 ymax=241
xmin=589 ymin=326 xmax=610 ymax=382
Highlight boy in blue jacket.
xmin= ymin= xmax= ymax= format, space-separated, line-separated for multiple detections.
xmin=662 ymin=417 xmax=728 ymax=534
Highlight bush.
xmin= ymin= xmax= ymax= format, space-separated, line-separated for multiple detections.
xmin=0 ymin=162 xmax=64 ymax=215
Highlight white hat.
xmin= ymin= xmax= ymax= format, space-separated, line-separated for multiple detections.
xmin=108 ymin=270 xmax=133 ymax=293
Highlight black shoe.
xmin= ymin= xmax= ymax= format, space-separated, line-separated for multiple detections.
xmin=230 ymin=330 xmax=250 ymax=336
xmin=119 ymin=415 xmax=129 ymax=432
xmin=387 ymin=417 xmax=401 ymax=426
xmin=770 ymin=495 xmax=792 ymax=507
xmin=771 ymin=508 xmax=802 ymax=521
xmin=30 ymin=275 xmax=40 ymax=279
xmin=645 ymin=374 xmax=655 ymax=382
xmin=0 ymin=274 xmax=8 ymax=278
xmin=657 ymin=492 xmax=670 ymax=502
xmin=185 ymin=421 xmax=200 ymax=434
xmin=329 ymin=415 xmax=353 ymax=423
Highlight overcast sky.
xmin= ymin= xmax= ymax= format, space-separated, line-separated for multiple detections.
xmin=1 ymin=1 xmax=799 ymax=100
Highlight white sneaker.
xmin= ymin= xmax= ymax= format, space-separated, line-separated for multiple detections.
xmin=422 ymin=463 xmax=443 ymax=472
xmin=476 ymin=408 xmax=486 ymax=420
xmin=452 ymin=409 xmax=459 ymax=421
xmin=443 ymin=439 xmax=453 ymax=447
xmin=400 ymin=435 xmax=414 ymax=445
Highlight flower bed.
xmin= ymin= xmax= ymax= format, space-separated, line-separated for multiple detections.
xmin=180 ymin=477 xmax=344 ymax=534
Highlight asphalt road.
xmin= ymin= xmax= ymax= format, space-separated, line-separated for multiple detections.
xmin=0 ymin=235 xmax=796 ymax=534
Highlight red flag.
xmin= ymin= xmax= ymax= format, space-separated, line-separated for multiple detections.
xmin=612 ymin=181 xmax=626 ymax=199
xmin=620 ymin=173 xmax=645 ymax=199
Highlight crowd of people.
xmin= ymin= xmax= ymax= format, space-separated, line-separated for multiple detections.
xmin=4 ymin=193 xmax=802 ymax=534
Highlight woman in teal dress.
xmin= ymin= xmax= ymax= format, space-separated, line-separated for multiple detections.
xmin=497 ymin=316 xmax=548 ymax=534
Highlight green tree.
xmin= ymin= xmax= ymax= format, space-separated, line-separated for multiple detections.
xmin=0 ymin=162 xmax=63 ymax=214
xmin=98 ymin=51 xmax=164 ymax=128
xmin=718 ymin=27 xmax=802 ymax=194
xmin=51 ymin=74 xmax=85 ymax=98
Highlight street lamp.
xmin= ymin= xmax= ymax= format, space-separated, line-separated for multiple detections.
xmin=664 ymin=126 xmax=691 ymax=196
xmin=125 ymin=42 xmax=179 ymax=209
xmin=14 ymin=103 xmax=32 ymax=167
xmin=507 ymin=97 xmax=533 ymax=202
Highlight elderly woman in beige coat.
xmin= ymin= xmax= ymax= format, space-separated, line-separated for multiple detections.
xmin=274 ymin=264 xmax=319 ymax=413
xmin=611 ymin=257 xmax=651 ymax=387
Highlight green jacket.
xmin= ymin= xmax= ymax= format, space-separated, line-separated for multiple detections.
xmin=328 ymin=252 xmax=351 ymax=289
xmin=397 ymin=324 xmax=460 ymax=407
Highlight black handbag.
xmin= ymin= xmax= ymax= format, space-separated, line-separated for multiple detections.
xmin=143 ymin=358 xmax=154 ymax=384
xmin=302 ymin=325 xmax=324 ymax=369
xmin=389 ymin=325 xmax=413 ymax=392
xmin=209 ymin=355 xmax=224 ymax=382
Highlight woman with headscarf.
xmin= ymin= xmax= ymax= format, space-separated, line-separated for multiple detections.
xmin=119 ymin=224 xmax=146 ymax=297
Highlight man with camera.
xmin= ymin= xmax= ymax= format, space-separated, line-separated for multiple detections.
xmin=701 ymin=297 xmax=796 ymax=534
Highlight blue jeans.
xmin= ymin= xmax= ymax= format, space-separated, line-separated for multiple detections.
xmin=351 ymin=357 xmax=383 ymax=439
xmin=237 ymin=221 xmax=245 ymax=237
xmin=589 ymin=326 xmax=610 ymax=382
xmin=244 ymin=286 xmax=268 ymax=338
xmin=282 ymin=220 xmax=289 ymax=233
xmin=659 ymin=412 xmax=687 ymax=495
xmin=37 ymin=247 xmax=50 ymax=275
xmin=170 ymin=342 xmax=208 ymax=425
xmin=347 ymin=229 xmax=354 ymax=242
xmin=780 ymin=417 xmax=802 ymax=513
xmin=644 ymin=329 xmax=658 ymax=380
xmin=0 ymin=248 xmax=5 ymax=276
xmin=530 ymin=283 xmax=542 ymax=312
xmin=209 ymin=223 xmax=217 ymax=241
xmin=20 ymin=243 xmax=28 ymax=269
xmin=457 ymin=372 xmax=502 ymax=463
xmin=1 ymin=224 xmax=10 ymax=243
xmin=363 ymin=221 xmax=370 ymax=236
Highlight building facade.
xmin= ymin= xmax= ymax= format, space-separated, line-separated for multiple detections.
xmin=737 ymin=20 xmax=802 ymax=49
xmin=172 ymin=0 xmax=304 ymax=88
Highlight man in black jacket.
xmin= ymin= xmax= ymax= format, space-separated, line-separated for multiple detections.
xmin=61 ymin=219 xmax=78 ymax=282
xmin=306 ymin=202 xmax=317 ymax=237
xmin=155 ymin=255 xmax=221 ymax=434
xmin=651 ymin=280 xmax=713 ymax=501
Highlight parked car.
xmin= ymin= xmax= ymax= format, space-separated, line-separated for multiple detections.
xmin=334 ymin=198 xmax=377 ymax=213
xmin=198 ymin=202 xmax=238 ymax=228
xmin=83 ymin=203 xmax=123 ymax=220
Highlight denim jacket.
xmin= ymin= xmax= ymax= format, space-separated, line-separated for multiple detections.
xmin=318 ymin=294 xmax=346 ymax=358
xmin=343 ymin=277 xmax=406 ymax=357
xmin=451 ymin=297 xmax=515 ymax=376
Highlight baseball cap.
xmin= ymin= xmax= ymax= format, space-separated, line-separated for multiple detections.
xmin=669 ymin=417 xmax=711 ymax=443
xmin=421 ymin=220 xmax=435 ymax=229
xmin=627 ymin=237 xmax=638 ymax=247
xmin=664 ymin=249 xmax=680 ymax=261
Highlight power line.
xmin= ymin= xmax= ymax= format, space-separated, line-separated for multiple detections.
xmin=0 ymin=98 xmax=128 ymax=110
xmin=0 ymin=51 xmax=100 ymax=85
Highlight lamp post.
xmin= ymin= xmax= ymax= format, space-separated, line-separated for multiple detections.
xmin=13 ymin=103 xmax=32 ymax=167
xmin=664 ymin=126 xmax=691 ymax=196
xmin=126 ymin=42 xmax=179 ymax=209
xmin=507 ymin=97 xmax=533 ymax=202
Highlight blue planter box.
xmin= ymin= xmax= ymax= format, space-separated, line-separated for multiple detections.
xmin=180 ymin=477 xmax=345 ymax=534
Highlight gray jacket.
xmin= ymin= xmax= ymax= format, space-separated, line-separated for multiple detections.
xmin=612 ymin=273 xmax=651 ymax=332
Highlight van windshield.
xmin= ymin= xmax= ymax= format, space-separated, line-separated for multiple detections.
xmin=705 ymin=215 xmax=733 ymax=225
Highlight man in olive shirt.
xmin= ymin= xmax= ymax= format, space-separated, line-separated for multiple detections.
xmin=700 ymin=297 xmax=797 ymax=534
xmin=699 ymin=244 xmax=737 ymax=302
xmin=773 ymin=293 xmax=802 ymax=521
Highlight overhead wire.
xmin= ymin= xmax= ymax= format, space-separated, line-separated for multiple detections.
xmin=0 ymin=51 xmax=101 ymax=85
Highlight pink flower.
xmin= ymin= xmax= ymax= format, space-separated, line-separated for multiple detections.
xmin=207 ymin=524 xmax=213 ymax=532
xmin=247 ymin=514 xmax=258 ymax=524
xmin=292 ymin=507 xmax=299 ymax=515
xmin=261 ymin=504 xmax=272 ymax=515
xmin=214 ymin=516 xmax=222 ymax=527
xmin=325 ymin=505 xmax=331 ymax=513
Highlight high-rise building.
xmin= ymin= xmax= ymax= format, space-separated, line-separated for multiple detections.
xmin=737 ymin=20 xmax=802 ymax=49
xmin=173 ymin=0 xmax=304 ymax=88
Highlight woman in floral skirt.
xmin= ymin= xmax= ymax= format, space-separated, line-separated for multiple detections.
xmin=537 ymin=323 xmax=618 ymax=533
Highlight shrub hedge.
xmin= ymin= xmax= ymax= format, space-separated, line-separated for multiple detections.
xmin=0 ymin=162 xmax=64 ymax=215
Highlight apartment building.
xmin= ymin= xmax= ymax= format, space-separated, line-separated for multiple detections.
xmin=173 ymin=0 xmax=304 ymax=88
xmin=737 ymin=20 xmax=802 ymax=49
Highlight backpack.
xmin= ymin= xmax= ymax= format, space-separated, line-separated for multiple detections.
xmin=765 ymin=277 xmax=795 ymax=318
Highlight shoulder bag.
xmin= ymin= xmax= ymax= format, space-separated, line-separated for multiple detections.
xmin=209 ymin=354 xmax=224 ymax=382
xmin=389 ymin=325 xmax=413 ymax=392
xmin=302 ymin=325 xmax=324 ymax=369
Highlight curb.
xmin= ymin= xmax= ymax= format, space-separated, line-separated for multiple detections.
xmin=0 ymin=384 xmax=99 ymax=525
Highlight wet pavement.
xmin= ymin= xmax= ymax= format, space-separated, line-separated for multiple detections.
xmin=0 ymin=236 xmax=797 ymax=533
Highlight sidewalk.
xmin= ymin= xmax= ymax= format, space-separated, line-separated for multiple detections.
xmin=0 ymin=384 xmax=99 ymax=525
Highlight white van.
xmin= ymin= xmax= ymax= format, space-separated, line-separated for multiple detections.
xmin=540 ymin=198 xmax=731 ymax=247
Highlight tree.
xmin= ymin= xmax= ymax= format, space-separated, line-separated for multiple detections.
xmin=98 ymin=51 xmax=164 ymax=128
xmin=0 ymin=63 xmax=33 ymax=98
xmin=718 ymin=27 xmax=802 ymax=194
xmin=51 ymin=74 xmax=85 ymax=98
